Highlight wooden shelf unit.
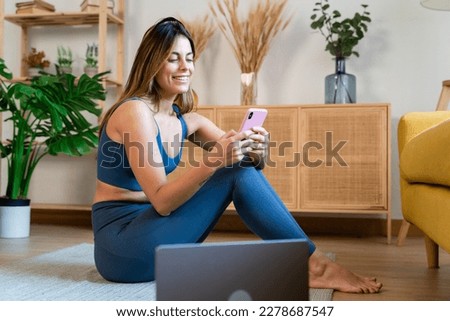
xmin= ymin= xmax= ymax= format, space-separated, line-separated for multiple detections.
xmin=3 ymin=11 xmax=124 ymax=26
xmin=0 ymin=0 xmax=125 ymax=213
xmin=3 ymin=75 xmax=122 ymax=86
xmin=0 ymin=0 xmax=125 ymax=86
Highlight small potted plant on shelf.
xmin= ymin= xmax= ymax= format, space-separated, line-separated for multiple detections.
xmin=56 ymin=45 xmax=73 ymax=74
xmin=22 ymin=48 xmax=50 ymax=78
xmin=0 ymin=57 xmax=107 ymax=238
xmin=310 ymin=0 xmax=371 ymax=104
xmin=84 ymin=43 xmax=98 ymax=77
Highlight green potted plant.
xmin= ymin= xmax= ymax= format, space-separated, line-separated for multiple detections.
xmin=84 ymin=43 xmax=98 ymax=77
xmin=310 ymin=0 xmax=371 ymax=103
xmin=56 ymin=45 xmax=73 ymax=74
xmin=0 ymin=58 xmax=107 ymax=238
xmin=22 ymin=48 xmax=51 ymax=78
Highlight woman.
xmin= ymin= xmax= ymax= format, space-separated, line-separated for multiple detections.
xmin=92 ymin=17 xmax=382 ymax=293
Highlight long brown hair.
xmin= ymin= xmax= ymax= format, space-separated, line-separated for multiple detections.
xmin=99 ymin=17 xmax=196 ymax=133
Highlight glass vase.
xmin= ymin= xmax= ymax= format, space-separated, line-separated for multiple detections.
xmin=240 ymin=72 xmax=257 ymax=105
xmin=324 ymin=58 xmax=356 ymax=104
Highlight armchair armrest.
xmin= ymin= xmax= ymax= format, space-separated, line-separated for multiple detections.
xmin=398 ymin=111 xmax=450 ymax=155
xmin=400 ymin=117 xmax=450 ymax=187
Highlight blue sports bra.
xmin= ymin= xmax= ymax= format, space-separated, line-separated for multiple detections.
xmin=97 ymin=99 xmax=188 ymax=191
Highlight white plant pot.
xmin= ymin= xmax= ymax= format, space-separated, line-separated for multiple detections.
xmin=84 ymin=66 xmax=98 ymax=77
xmin=59 ymin=66 xmax=73 ymax=74
xmin=0 ymin=203 xmax=31 ymax=238
xmin=27 ymin=67 xmax=42 ymax=78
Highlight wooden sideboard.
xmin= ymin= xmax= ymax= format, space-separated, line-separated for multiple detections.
xmin=171 ymin=103 xmax=391 ymax=243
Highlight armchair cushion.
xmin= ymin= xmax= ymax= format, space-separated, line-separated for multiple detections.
xmin=400 ymin=183 xmax=450 ymax=254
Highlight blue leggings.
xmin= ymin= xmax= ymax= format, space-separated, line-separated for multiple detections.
xmin=92 ymin=163 xmax=316 ymax=283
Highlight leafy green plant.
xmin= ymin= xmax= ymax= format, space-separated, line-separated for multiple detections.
xmin=0 ymin=58 xmax=107 ymax=200
xmin=310 ymin=0 xmax=371 ymax=58
xmin=56 ymin=45 xmax=73 ymax=67
xmin=85 ymin=43 xmax=98 ymax=68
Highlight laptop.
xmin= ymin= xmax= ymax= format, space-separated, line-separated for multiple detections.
xmin=155 ymin=239 xmax=309 ymax=301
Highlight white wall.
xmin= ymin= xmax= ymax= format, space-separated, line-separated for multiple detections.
xmin=1 ymin=0 xmax=449 ymax=220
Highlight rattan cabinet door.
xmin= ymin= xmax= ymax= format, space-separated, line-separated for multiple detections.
xmin=216 ymin=107 xmax=299 ymax=209
xmin=299 ymin=105 xmax=390 ymax=212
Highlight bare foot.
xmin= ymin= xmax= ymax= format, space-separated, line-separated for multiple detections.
xmin=308 ymin=251 xmax=382 ymax=293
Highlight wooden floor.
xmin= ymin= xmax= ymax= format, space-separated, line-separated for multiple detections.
xmin=1 ymin=224 xmax=449 ymax=301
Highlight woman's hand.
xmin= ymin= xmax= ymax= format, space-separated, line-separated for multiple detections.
xmin=246 ymin=126 xmax=270 ymax=169
xmin=205 ymin=130 xmax=252 ymax=169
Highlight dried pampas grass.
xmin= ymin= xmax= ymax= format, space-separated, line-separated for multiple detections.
xmin=210 ymin=0 xmax=292 ymax=74
xmin=179 ymin=15 xmax=216 ymax=62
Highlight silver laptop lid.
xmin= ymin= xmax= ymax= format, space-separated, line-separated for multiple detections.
xmin=155 ymin=239 xmax=309 ymax=301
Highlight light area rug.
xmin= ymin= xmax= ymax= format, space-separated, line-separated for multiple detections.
xmin=0 ymin=243 xmax=333 ymax=301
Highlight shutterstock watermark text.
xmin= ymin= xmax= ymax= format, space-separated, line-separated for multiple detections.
xmin=99 ymin=131 xmax=348 ymax=169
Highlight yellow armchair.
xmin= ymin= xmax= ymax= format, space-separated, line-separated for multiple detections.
xmin=398 ymin=111 xmax=450 ymax=267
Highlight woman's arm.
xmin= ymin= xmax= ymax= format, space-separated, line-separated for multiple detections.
xmin=183 ymin=112 xmax=224 ymax=151
xmin=184 ymin=112 xmax=270 ymax=168
xmin=111 ymin=104 xmax=248 ymax=215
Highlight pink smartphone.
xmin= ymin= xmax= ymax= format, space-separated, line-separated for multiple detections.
xmin=239 ymin=108 xmax=268 ymax=132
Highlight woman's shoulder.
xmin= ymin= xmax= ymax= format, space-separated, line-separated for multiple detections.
xmin=107 ymin=98 xmax=157 ymax=141
xmin=116 ymin=97 xmax=156 ymax=114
